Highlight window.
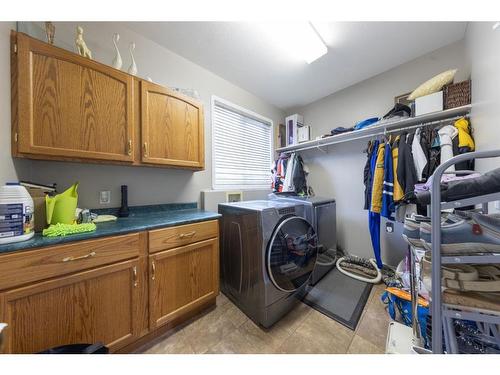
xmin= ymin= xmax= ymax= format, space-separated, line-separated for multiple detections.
xmin=212 ymin=96 xmax=273 ymax=190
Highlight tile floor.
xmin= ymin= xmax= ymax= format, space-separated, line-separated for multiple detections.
xmin=140 ymin=283 xmax=390 ymax=354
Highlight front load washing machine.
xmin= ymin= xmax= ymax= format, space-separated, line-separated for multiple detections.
xmin=218 ymin=200 xmax=318 ymax=328
xmin=268 ymin=193 xmax=337 ymax=285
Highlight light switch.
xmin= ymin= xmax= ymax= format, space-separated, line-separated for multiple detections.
xmin=99 ymin=190 xmax=111 ymax=205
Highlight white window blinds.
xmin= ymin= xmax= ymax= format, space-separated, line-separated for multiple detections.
xmin=212 ymin=97 xmax=273 ymax=190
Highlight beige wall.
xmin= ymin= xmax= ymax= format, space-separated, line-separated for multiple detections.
xmin=0 ymin=22 xmax=31 ymax=185
xmin=287 ymin=40 xmax=470 ymax=265
xmin=3 ymin=22 xmax=284 ymax=208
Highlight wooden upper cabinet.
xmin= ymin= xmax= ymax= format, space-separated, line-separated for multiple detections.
xmin=13 ymin=32 xmax=135 ymax=162
xmin=141 ymin=81 xmax=205 ymax=169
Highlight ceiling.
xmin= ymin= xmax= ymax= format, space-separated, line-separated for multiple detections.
xmin=126 ymin=22 xmax=467 ymax=110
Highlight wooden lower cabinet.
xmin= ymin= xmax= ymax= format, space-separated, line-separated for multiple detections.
xmin=0 ymin=221 xmax=219 ymax=353
xmin=0 ymin=259 xmax=142 ymax=354
xmin=149 ymin=238 xmax=219 ymax=329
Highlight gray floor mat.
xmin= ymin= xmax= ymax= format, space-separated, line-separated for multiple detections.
xmin=302 ymin=268 xmax=373 ymax=330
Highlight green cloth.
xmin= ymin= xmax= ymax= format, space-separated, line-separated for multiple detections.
xmin=42 ymin=223 xmax=96 ymax=237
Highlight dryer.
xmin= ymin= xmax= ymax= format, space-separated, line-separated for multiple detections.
xmin=218 ymin=200 xmax=318 ymax=328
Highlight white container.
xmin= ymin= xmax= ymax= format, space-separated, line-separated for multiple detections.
xmin=285 ymin=114 xmax=304 ymax=146
xmin=0 ymin=183 xmax=35 ymax=244
xmin=414 ymin=91 xmax=443 ymax=116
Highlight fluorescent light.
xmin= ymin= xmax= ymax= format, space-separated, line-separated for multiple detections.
xmin=260 ymin=22 xmax=328 ymax=64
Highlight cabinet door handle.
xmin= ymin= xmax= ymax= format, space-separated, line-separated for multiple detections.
xmin=179 ymin=231 xmax=196 ymax=239
xmin=132 ymin=266 xmax=138 ymax=288
xmin=143 ymin=142 xmax=148 ymax=158
xmin=151 ymin=261 xmax=156 ymax=281
xmin=127 ymin=139 xmax=132 ymax=156
xmin=62 ymin=251 xmax=96 ymax=262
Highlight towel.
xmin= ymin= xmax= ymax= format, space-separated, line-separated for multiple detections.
xmin=43 ymin=223 xmax=97 ymax=237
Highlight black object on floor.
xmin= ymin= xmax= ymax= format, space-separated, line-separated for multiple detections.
xmin=302 ymin=268 xmax=373 ymax=330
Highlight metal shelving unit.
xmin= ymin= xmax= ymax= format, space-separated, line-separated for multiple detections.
xmin=277 ymin=105 xmax=471 ymax=154
xmin=430 ymin=149 xmax=500 ymax=354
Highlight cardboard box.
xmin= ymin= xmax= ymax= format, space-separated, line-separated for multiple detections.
xmin=26 ymin=188 xmax=47 ymax=233
xmin=415 ymin=91 xmax=443 ymax=116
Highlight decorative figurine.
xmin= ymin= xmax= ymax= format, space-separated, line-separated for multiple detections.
xmin=128 ymin=42 xmax=137 ymax=75
xmin=45 ymin=22 xmax=55 ymax=45
xmin=111 ymin=33 xmax=122 ymax=70
xmin=75 ymin=26 xmax=92 ymax=59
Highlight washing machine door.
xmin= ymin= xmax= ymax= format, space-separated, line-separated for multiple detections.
xmin=267 ymin=216 xmax=318 ymax=292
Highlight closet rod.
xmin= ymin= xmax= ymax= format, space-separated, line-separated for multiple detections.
xmin=282 ymin=114 xmax=467 ymax=154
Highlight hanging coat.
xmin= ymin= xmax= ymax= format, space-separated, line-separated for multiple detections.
xmin=412 ymin=128 xmax=427 ymax=182
xmin=381 ymin=140 xmax=395 ymax=220
xmin=283 ymin=153 xmax=296 ymax=192
xmin=397 ymin=133 xmax=418 ymax=195
xmin=370 ymin=142 xmax=385 ymax=214
xmin=364 ymin=141 xmax=377 ymax=210
xmin=438 ymin=125 xmax=459 ymax=172
xmin=454 ymin=118 xmax=475 ymax=150
xmin=392 ymin=136 xmax=404 ymax=202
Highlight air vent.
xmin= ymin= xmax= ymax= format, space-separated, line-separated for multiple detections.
xmin=278 ymin=207 xmax=296 ymax=215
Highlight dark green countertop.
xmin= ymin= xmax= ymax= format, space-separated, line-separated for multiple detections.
xmin=0 ymin=203 xmax=221 ymax=255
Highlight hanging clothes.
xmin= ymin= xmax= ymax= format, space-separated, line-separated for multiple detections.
xmin=363 ymin=141 xmax=376 ymax=210
xmin=271 ymin=154 xmax=288 ymax=192
xmin=427 ymin=129 xmax=441 ymax=177
xmin=292 ymin=154 xmax=308 ymax=195
xmin=412 ymin=128 xmax=427 ymax=182
xmin=454 ymin=118 xmax=475 ymax=150
xmin=392 ymin=136 xmax=404 ymax=202
xmin=366 ymin=140 xmax=383 ymax=269
xmin=381 ymin=140 xmax=395 ymax=221
xmin=438 ymin=125 xmax=459 ymax=172
xmin=419 ymin=127 xmax=432 ymax=181
xmin=370 ymin=142 xmax=386 ymax=214
xmin=282 ymin=153 xmax=296 ymax=192
xmin=454 ymin=117 xmax=475 ymax=171
xmin=397 ymin=132 xmax=418 ymax=195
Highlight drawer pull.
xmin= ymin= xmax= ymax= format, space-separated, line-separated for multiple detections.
xmin=143 ymin=142 xmax=149 ymax=158
xmin=179 ymin=231 xmax=196 ymax=239
xmin=133 ymin=266 xmax=138 ymax=287
xmin=62 ymin=251 xmax=96 ymax=262
xmin=151 ymin=261 xmax=156 ymax=281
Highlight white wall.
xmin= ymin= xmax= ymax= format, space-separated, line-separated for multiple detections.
xmin=5 ymin=22 xmax=284 ymax=209
xmin=287 ymin=40 xmax=470 ymax=265
xmin=466 ymin=22 xmax=500 ymax=177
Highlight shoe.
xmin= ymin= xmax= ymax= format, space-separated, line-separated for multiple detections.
xmin=421 ymin=212 xmax=500 ymax=254
xmin=402 ymin=214 xmax=430 ymax=248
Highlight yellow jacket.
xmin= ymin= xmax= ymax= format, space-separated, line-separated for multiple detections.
xmin=392 ymin=136 xmax=404 ymax=202
xmin=454 ymin=118 xmax=475 ymax=150
xmin=370 ymin=142 xmax=385 ymax=213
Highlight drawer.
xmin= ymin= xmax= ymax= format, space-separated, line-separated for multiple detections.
xmin=0 ymin=233 xmax=141 ymax=290
xmin=148 ymin=220 xmax=219 ymax=253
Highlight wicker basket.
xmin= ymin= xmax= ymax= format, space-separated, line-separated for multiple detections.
xmin=443 ymin=80 xmax=471 ymax=109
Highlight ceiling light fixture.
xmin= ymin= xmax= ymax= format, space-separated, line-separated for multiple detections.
xmin=261 ymin=22 xmax=328 ymax=64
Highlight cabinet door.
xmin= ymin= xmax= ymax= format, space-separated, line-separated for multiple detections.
xmin=0 ymin=259 xmax=142 ymax=353
xmin=14 ymin=32 xmax=135 ymax=162
xmin=149 ymin=238 xmax=218 ymax=329
xmin=141 ymin=81 xmax=204 ymax=169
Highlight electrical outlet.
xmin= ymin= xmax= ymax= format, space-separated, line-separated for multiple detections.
xmin=99 ymin=190 xmax=111 ymax=205
xmin=386 ymin=222 xmax=394 ymax=233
